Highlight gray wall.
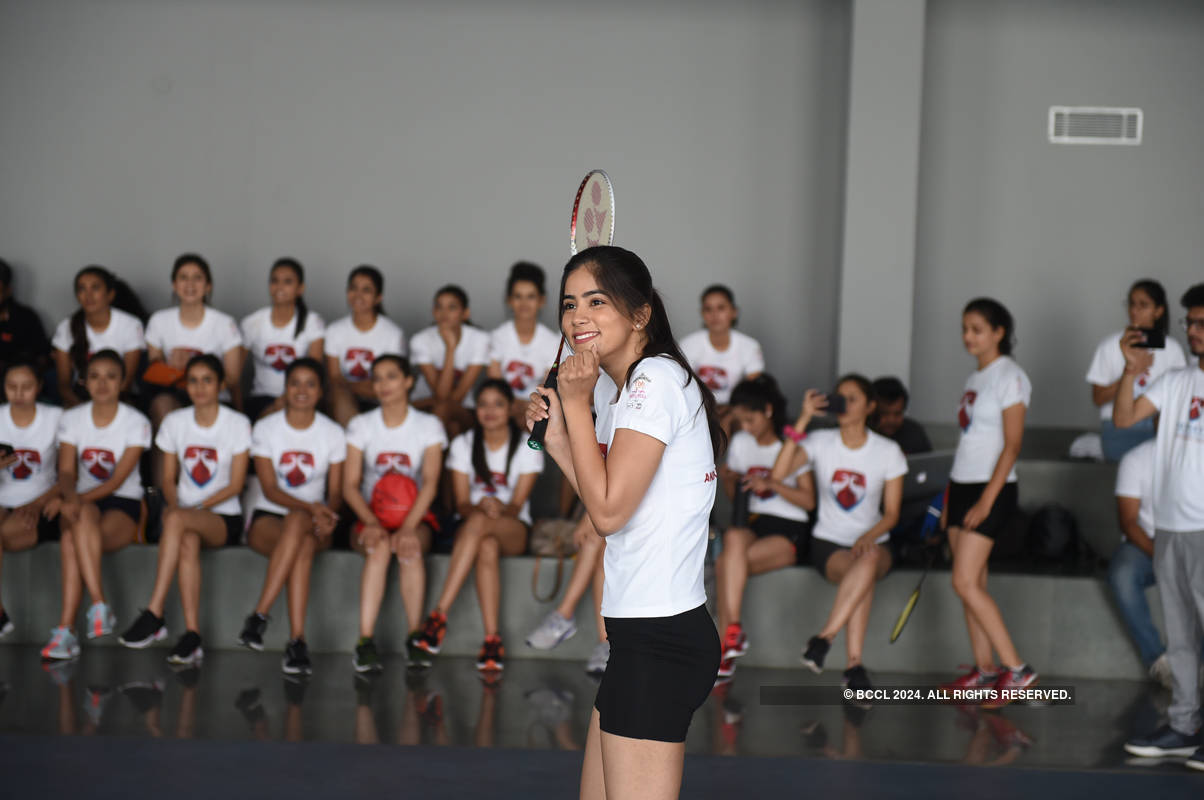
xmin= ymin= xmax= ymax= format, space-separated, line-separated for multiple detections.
xmin=912 ymin=0 xmax=1204 ymax=428
xmin=0 ymin=0 xmax=849 ymax=404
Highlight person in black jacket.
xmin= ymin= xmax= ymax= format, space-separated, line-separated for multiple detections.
xmin=0 ymin=259 xmax=52 ymax=380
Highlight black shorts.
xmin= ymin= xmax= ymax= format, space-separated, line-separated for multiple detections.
xmin=595 ymin=604 xmax=720 ymax=743
xmin=219 ymin=514 xmax=244 ymax=547
xmin=96 ymin=496 xmax=142 ymax=525
xmin=250 ymin=509 xmax=350 ymax=549
xmin=946 ymin=481 xmax=1019 ymax=540
xmin=810 ymin=537 xmax=893 ymax=578
xmin=0 ymin=506 xmax=62 ymax=542
xmin=747 ymin=513 xmax=812 ymax=564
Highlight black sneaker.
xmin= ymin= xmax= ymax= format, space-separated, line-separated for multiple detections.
xmin=238 ymin=613 xmax=268 ymax=651
xmin=119 ymin=610 xmax=167 ymax=649
xmin=1188 ymin=747 xmax=1204 ymax=772
xmin=0 ymin=608 xmax=13 ymax=638
xmin=842 ymin=664 xmax=872 ymax=691
xmin=406 ymin=630 xmax=433 ymax=668
xmin=282 ymin=638 xmax=312 ymax=676
xmin=1124 ymin=724 xmax=1202 ymax=758
xmin=166 ymin=631 xmax=203 ymax=666
xmin=353 ymin=637 xmax=383 ymax=674
xmin=801 ymin=636 xmax=830 ymax=674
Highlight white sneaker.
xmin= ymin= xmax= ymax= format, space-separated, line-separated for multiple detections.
xmin=586 ymin=640 xmax=610 ymax=676
xmin=526 ymin=611 xmax=577 ymax=650
xmin=41 ymin=626 xmax=81 ymax=660
xmin=86 ymin=602 xmax=116 ymax=640
xmin=1149 ymin=653 xmax=1174 ymax=690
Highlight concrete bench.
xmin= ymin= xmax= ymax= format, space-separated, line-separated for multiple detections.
xmin=0 ymin=544 xmax=1155 ymax=680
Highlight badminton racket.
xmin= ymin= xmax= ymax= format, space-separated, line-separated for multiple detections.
xmin=528 ymin=170 xmax=615 ymax=451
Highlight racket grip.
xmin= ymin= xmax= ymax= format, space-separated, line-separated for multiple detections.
xmin=526 ymin=370 xmax=560 ymax=451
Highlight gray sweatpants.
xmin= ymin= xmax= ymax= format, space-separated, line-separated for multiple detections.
xmin=1154 ymin=529 xmax=1204 ymax=734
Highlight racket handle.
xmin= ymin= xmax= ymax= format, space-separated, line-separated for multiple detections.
xmin=526 ymin=369 xmax=560 ymax=451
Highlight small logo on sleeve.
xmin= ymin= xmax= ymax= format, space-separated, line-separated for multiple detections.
xmin=627 ymin=373 xmax=652 ymax=410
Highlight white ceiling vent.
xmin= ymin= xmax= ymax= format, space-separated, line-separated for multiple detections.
xmin=1049 ymin=107 xmax=1142 ymax=145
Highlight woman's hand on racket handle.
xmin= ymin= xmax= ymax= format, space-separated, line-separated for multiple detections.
xmin=558 ymin=346 xmax=601 ymax=407
xmin=527 ymin=382 xmax=566 ymax=446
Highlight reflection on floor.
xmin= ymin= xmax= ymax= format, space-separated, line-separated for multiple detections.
xmin=0 ymin=644 xmax=1190 ymax=776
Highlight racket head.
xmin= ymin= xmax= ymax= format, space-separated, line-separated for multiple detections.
xmin=890 ymin=588 xmax=921 ymax=643
xmin=570 ymin=170 xmax=615 ymax=255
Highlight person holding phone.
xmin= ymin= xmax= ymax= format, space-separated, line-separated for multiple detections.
xmin=1086 ymin=279 xmax=1186 ymax=461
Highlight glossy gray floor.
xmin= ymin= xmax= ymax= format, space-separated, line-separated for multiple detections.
xmin=0 ymin=644 xmax=1198 ymax=797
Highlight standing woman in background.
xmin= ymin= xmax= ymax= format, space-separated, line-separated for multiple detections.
xmin=526 ymin=246 xmax=723 ymax=800
xmin=118 ymin=354 xmax=252 ymax=666
xmin=1085 ymin=279 xmax=1185 ymax=461
xmin=0 ymin=360 xmax=63 ymax=638
xmin=944 ymin=298 xmax=1038 ymax=700
xmin=239 ymin=358 xmax=345 ymax=676
xmin=487 ymin=262 xmax=561 ymax=425
xmin=240 ymin=258 xmax=326 ymax=421
xmin=679 ymin=285 xmax=764 ymax=429
xmin=44 ymin=350 xmax=151 ymax=660
xmin=325 ymin=265 xmax=405 ymax=426
xmin=343 ymin=355 xmax=446 ymax=674
xmin=51 ymin=266 xmax=146 ymax=408
xmin=410 ymin=285 xmax=491 ymax=437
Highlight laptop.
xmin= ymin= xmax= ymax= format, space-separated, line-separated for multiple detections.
xmin=902 ymin=450 xmax=955 ymax=503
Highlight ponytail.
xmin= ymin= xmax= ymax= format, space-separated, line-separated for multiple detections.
xmin=294 ymin=295 xmax=309 ymax=340
xmin=470 ymin=379 xmax=519 ymax=491
xmin=271 ymin=258 xmax=309 ymax=339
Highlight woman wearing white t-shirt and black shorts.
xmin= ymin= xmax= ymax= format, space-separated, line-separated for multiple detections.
xmin=943 ymin=298 xmax=1037 ymax=701
xmin=119 ymin=355 xmax=252 ymax=665
xmin=324 ymin=266 xmax=405 ymax=426
xmin=526 ymin=246 xmax=723 ymax=800
xmin=772 ymin=375 xmax=906 ymax=692
xmin=680 ymin=285 xmax=764 ymax=432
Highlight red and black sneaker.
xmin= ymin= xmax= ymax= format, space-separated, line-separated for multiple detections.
xmin=942 ymin=665 xmax=1000 ymax=692
xmin=722 ymin=623 xmax=749 ymax=661
xmin=716 ymin=657 xmax=736 ymax=681
xmin=409 ymin=611 xmax=447 ymax=656
xmin=476 ymin=635 xmax=505 ymax=672
xmin=983 ymin=665 xmax=1038 ymax=709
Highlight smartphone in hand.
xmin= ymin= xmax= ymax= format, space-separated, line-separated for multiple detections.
xmin=823 ymin=393 xmax=847 ymax=415
xmin=1133 ymin=327 xmax=1166 ymax=349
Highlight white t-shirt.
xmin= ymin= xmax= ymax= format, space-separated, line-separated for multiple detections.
xmin=409 ymin=325 xmax=492 ymax=406
xmin=951 ymin=356 xmax=1032 ymax=484
xmin=725 ymin=431 xmax=811 ymax=522
xmin=487 ymin=320 xmax=561 ymax=398
xmin=240 ymin=306 xmax=328 ymax=398
xmin=57 ymin=402 xmax=151 ymax=501
xmin=51 ymin=308 xmax=146 ymax=364
xmin=1114 ymin=438 xmax=1155 ymax=538
xmin=0 ymin=403 xmax=62 ymax=508
xmin=446 ymin=429 xmax=543 ymax=525
xmin=145 ymin=307 xmax=243 ymax=360
xmin=323 ymin=315 xmax=406 ymax=383
xmin=594 ymin=356 xmax=717 ymax=618
xmin=1085 ymin=330 xmax=1187 ymax=420
xmin=346 ymin=407 xmax=448 ymax=499
xmin=803 ymin=429 xmax=907 ymax=547
xmin=679 ymin=329 xmax=765 ymax=405
xmin=250 ymin=411 xmax=346 ymax=513
xmin=1143 ymin=364 xmax=1204 ymax=532
xmin=155 ymin=406 xmax=252 ymax=516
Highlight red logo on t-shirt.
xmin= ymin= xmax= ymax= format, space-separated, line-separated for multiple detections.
xmin=504 ymin=360 xmax=535 ymax=391
xmin=265 ymin=344 xmax=297 ymax=371
xmin=345 ymin=348 xmax=375 ymax=379
xmin=184 ymin=445 xmax=218 ymax=487
xmin=831 ymin=469 xmax=866 ymax=511
xmin=747 ymin=466 xmax=774 ymax=499
xmin=598 ymin=443 xmax=608 ymax=459
xmin=697 ymin=365 xmax=728 ymax=391
xmin=10 ymin=449 xmax=41 ymax=480
xmin=279 ymin=451 xmax=315 ymax=487
xmin=81 ymin=448 xmax=116 ymax=481
xmin=375 ymin=452 xmax=413 ymax=476
xmin=1190 ymin=397 xmax=1203 ymax=421
xmin=475 ymin=471 xmax=509 ymax=494
xmin=958 ymin=391 xmax=977 ymax=431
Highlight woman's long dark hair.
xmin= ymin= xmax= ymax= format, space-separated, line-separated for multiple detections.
xmin=471 ymin=379 xmax=521 ymax=491
xmin=272 ymin=258 xmax=310 ymax=339
xmin=729 ymin=374 xmax=787 ymax=438
xmin=963 ymin=297 xmax=1016 ymax=356
xmin=69 ymin=266 xmax=148 ymax=377
xmin=1129 ymin=279 xmax=1169 ymax=336
xmin=560 ymin=246 xmax=726 ymax=462
xmin=348 ymin=265 xmax=385 ymax=317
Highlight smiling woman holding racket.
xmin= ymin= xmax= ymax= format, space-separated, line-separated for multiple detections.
xmin=527 ymin=245 xmax=724 ymax=800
